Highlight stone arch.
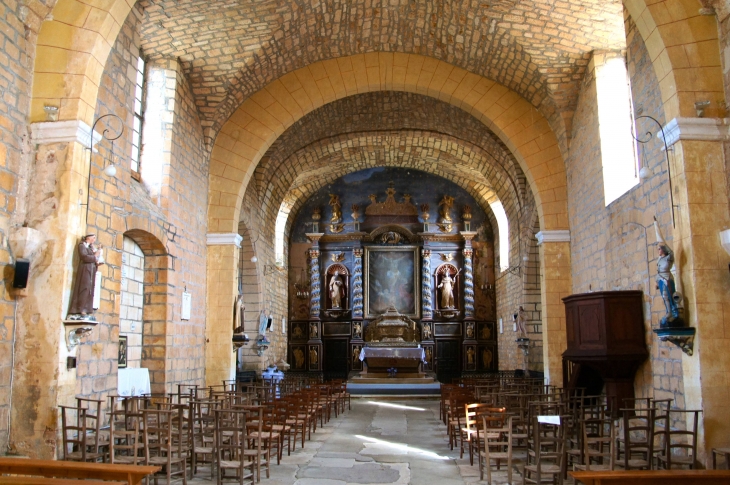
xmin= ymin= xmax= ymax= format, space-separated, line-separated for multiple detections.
xmin=208 ymin=53 xmax=567 ymax=235
xmin=123 ymin=228 xmax=171 ymax=394
xmin=623 ymin=0 xmax=724 ymax=120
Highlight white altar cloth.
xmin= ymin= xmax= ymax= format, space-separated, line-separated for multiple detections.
xmin=359 ymin=346 xmax=426 ymax=363
xmin=117 ymin=367 xmax=151 ymax=396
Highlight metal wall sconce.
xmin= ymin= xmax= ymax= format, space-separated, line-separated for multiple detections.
xmin=653 ymin=327 xmax=696 ymax=356
xmin=264 ymin=263 xmax=286 ymax=276
xmin=82 ymin=114 xmax=122 ymax=219
xmin=633 ymin=114 xmax=677 ymax=227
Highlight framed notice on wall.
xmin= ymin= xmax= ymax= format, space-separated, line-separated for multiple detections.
xmin=182 ymin=291 xmax=192 ymax=320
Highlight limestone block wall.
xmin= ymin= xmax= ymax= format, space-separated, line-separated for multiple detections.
xmin=0 ymin=1 xmax=49 ymax=453
xmin=497 ymin=193 xmax=543 ymax=373
xmin=565 ymin=15 xmax=686 ymax=410
xmin=70 ymin=7 xmax=209 ymax=404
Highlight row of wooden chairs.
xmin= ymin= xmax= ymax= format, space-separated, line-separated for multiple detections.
xmin=442 ymin=382 xmax=704 ymax=485
xmin=60 ymin=377 xmax=351 ymax=484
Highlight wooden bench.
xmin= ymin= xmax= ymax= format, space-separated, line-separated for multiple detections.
xmin=0 ymin=478 xmax=124 ymax=485
xmin=571 ymin=470 xmax=730 ymax=485
xmin=0 ymin=457 xmax=159 ymax=485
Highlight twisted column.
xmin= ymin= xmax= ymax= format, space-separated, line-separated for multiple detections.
xmin=352 ymin=249 xmax=364 ymax=318
xmin=463 ymin=248 xmax=475 ymax=319
xmin=421 ymin=249 xmax=432 ymax=320
xmin=309 ymin=249 xmax=320 ymax=318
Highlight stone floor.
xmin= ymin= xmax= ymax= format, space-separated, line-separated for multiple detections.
xmin=187 ymin=397 xmax=529 ymax=485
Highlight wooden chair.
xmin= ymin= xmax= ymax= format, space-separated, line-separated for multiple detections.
xmin=214 ymin=408 xmax=255 ymax=485
xmin=573 ymin=417 xmax=615 ymax=472
xmin=656 ymin=409 xmax=701 ymax=470
xmin=479 ymin=413 xmax=513 ymax=484
xmin=142 ymin=408 xmax=188 ymax=485
xmin=60 ymin=406 xmax=104 ymax=463
xmin=523 ymin=415 xmax=568 ymax=485
xmin=108 ymin=409 xmax=144 ymax=466
xmin=242 ymin=406 xmax=270 ymax=483
xmin=617 ymin=407 xmax=655 ymax=470
xmin=190 ymin=399 xmax=218 ymax=479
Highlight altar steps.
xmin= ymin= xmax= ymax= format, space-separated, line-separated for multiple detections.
xmin=346 ymin=372 xmax=441 ymax=395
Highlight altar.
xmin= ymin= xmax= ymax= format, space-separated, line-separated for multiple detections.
xmin=359 ymin=346 xmax=426 ymax=376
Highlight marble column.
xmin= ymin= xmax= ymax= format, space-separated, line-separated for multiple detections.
xmin=309 ymin=248 xmax=321 ymax=318
xmin=352 ymin=248 xmax=364 ymax=318
xmin=463 ymin=248 xmax=475 ymax=319
xmin=421 ymin=249 xmax=432 ymax=320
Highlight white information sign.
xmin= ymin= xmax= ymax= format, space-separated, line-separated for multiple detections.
xmin=182 ymin=291 xmax=192 ymax=320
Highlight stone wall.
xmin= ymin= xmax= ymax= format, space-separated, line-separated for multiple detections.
xmin=564 ymin=14 xmax=685 ymax=409
xmin=0 ymin=0 xmax=50 ymax=453
xmin=70 ymin=6 xmax=209 ymax=405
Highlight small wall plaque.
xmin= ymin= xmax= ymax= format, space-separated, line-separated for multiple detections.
xmin=182 ymin=291 xmax=191 ymax=320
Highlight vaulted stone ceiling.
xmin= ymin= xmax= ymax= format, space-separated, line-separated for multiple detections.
xmin=246 ymin=92 xmax=532 ymax=237
xmin=138 ymin=0 xmax=626 ymax=144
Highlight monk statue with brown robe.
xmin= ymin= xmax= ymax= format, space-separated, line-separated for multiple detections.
xmin=67 ymin=234 xmax=104 ymax=321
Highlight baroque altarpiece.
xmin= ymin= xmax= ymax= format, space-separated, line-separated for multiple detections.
xmin=288 ymin=169 xmax=497 ymax=381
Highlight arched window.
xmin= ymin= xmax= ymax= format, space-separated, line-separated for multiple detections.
xmin=490 ymin=201 xmax=509 ymax=272
xmin=596 ymin=54 xmax=639 ymax=205
xmin=274 ymin=203 xmax=291 ymax=265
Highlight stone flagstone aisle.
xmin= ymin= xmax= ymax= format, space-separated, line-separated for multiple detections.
xmin=188 ymin=398 xmax=524 ymax=485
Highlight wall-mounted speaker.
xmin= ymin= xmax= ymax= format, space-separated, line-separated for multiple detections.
xmin=13 ymin=258 xmax=30 ymax=289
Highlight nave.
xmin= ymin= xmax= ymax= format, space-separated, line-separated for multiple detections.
xmin=187 ymin=397 xmax=508 ymax=485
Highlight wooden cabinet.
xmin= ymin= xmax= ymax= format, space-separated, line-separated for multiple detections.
xmin=562 ymin=291 xmax=648 ymax=409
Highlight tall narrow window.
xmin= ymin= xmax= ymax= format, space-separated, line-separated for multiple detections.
xmin=489 ymin=201 xmax=510 ymax=272
xmin=130 ymin=55 xmax=145 ymax=179
xmin=596 ymin=54 xmax=639 ymax=205
xmin=274 ymin=204 xmax=290 ymax=266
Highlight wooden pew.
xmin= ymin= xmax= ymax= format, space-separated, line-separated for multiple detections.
xmin=0 ymin=458 xmax=160 ymax=485
xmin=571 ymin=470 xmax=730 ymax=485
xmin=0 ymin=478 xmax=124 ymax=485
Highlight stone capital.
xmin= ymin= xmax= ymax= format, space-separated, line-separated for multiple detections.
xmin=662 ymin=117 xmax=730 ymax=147
xmin=535 ymin=230 xmax=570 ymax=245
xmin=31 ymin=120 xmax=101 ymax=148
xmin=206 ymin=233 xmax=242 ymax=247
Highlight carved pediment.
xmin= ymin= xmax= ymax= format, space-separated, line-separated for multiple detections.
xmin=365 ymin=186 xmax=418 ymax=216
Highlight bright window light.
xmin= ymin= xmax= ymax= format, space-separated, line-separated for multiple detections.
xmin=596 ymin=55 xmax=639 ymax=205
xmin=274 ymin=204 xmax=290 ymax=265
xmin=490 ymin=201 xmax=509 ymax=272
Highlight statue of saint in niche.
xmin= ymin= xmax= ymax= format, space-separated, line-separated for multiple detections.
xmin=68 ymin=234 xmax=104 ymax=320
xmin=438 ymin=269 xmax=460 ymax=309
xmin=329 ymin=271 xmax=345 ymax=308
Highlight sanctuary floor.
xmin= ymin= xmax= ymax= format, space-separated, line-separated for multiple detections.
xmin=188 ymin=397 xmax=525 ymax=485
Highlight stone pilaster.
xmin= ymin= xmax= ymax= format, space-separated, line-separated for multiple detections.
xmin=463 ymin=248 xmax=475 ymax=320
xmin=10 ymin=123 xmax=94 ymax=458
xmin=205 ymin=235 xmax=241 ymax=387
xmin=309 ymin=249 xmax=321 ymax=319
xmin=537 ymin=232 xmax=571 ymax=388
xmin=352 ymin=248 xmax=364 ymax=319
xmin=421 ymin=249 xmax=432 ymax=320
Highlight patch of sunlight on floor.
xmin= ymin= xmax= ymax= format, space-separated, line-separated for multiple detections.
xmin=354 ymin=434 xmax=449 ymax=460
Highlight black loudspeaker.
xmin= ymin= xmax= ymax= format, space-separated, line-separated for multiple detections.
xmin=13 ymin=258 xmax=30 ymax=289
